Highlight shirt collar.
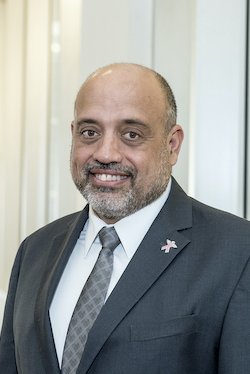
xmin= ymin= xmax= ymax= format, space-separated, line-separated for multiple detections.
xmin=85 ymin=178 xmax=172 ymax=258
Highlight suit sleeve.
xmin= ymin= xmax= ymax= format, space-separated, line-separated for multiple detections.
xmin=0 ymin=244 xmax=24 ymax=374
xmin=218 ymin=256 xmax=250 ymax=373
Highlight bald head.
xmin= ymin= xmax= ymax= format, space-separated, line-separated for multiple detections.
xmin=74 ymin=63 xmax=177 ymax=134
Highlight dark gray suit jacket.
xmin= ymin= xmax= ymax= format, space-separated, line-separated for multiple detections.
xmin=1 ymin=178 xmax=250 ymax=374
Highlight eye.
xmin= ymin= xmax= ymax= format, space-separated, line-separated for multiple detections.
xmin=82 ymin=130 xmax=97 ymax=137
xmin=123 ymin=131 xmax=139 ymax=140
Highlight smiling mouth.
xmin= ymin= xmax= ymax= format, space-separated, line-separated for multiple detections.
xmin=94 ymin=173 xmax=128 ymax=182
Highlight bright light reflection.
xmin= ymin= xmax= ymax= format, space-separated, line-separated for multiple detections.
xmin=51 ymin=43 xmax=61 ymax=53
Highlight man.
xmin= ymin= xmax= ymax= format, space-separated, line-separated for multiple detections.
xmin=1 ymin=63 xmax=250 ymax=374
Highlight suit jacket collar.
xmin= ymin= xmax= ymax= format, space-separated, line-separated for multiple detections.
xmin=34 ymin=205 xmax=89 ymax=374
xmin=35 ymin=178 xmax=192 ymax=374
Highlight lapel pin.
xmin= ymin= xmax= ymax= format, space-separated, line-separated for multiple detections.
xmin=161 ymin=239 xmax=177 ymax=253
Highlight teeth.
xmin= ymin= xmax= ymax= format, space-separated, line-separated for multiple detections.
xmin=95 ymin=174 xmax=127 ymax=182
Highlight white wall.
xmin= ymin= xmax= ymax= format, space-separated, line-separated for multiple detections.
xmin=48 ymin=0 xmax=83 ymax=222
xmin=79 ymin=0 xmax=154 ymax=80
xmin=154 ymin=0 xmax=196 ymax=191
xmin=0 ymin=0 xmax=83 ymax=294
xmin=190 ymin=0 xmax=246 ymax=216
xmin=0 ymin=0 xmax=26 ymax=292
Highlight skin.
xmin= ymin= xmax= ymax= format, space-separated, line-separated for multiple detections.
xmin=70 ymin=64 xmax=184 ymax=224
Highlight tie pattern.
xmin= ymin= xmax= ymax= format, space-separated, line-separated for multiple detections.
xmin=61 ymin=227 xmax=120 ymax=374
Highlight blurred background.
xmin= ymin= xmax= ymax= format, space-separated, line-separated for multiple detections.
xmin=0 ymin=0 xmax=249 ymax=322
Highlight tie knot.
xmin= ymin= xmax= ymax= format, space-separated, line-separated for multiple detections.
xmin=99 ymin=227 xmax=120 ymax=252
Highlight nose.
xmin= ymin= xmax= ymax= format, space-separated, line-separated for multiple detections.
xmin=93 ymin=133 xmax=123 ymax=164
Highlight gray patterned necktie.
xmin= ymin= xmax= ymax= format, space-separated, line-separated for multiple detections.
xmin=61 ymin=226 xmax=120 ymax=374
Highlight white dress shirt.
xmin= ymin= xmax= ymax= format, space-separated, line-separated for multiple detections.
xmin=50 ymin=179 xmax=172 ymax=365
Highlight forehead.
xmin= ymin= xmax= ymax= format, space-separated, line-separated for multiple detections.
xmin=75 ymin=67 xmax=166 ymax=124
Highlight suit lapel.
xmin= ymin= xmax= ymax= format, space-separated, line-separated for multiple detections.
xmin=34 ymin=206 xmax=89 ymax=374
xmin=78 ymin=178 xmax=193 ymax=374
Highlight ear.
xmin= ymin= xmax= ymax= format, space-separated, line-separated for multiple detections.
xmin=168 ymin=125 xmax=184 ymax=166
xmin=71 ymin=120 xmax=74 ymax=134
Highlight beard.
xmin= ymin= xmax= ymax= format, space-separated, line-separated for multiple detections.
xmin=71 ymin=145 xmax=171 ymax=221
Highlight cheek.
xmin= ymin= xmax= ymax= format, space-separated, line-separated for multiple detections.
xmin=128 ymin=153 xmax=158 ymax=181
xmin=135 ymin=144 xmax=169 ymax=180
xmin=71 ymin=144 xmax=92 ymax=166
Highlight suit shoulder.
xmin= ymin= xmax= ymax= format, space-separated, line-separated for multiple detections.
xmin=24 ymin=209 xmax=86 ymax=244
xmin=191 ymin=197 xmax=250 ymax=231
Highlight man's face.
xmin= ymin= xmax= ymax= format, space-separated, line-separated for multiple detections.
xmin=70 ymin=66 xmax=180 ymax=223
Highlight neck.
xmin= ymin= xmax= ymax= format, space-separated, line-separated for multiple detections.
xmin=93 ymin=209 xmax=121 ymax=225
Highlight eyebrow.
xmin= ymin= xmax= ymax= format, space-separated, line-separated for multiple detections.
xmin=76 ymin=118 xmax=100 ymax=128
xmin=76 ymin=117 xmax=149 ymax=129
xmin=120 ymin=118 xmax=149 ymax=128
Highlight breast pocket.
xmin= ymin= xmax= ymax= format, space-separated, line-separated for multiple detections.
xmin=130 ymin=314 xmax=199 ymax=341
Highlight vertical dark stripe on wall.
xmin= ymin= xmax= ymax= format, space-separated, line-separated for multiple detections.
xmin=244 ymin=0 xmax=249 ymax=218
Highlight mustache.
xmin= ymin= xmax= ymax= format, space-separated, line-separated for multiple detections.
xmin=82 ymin=161 xmax=137 ymax=178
